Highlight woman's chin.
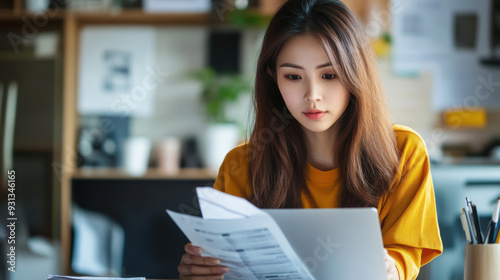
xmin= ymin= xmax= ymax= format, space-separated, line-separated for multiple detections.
xmin=300 ymin=123 xmax=335 ymax=134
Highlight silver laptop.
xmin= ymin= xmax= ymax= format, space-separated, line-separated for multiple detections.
xmin=263 ymin=208 xmax=388 ymax=280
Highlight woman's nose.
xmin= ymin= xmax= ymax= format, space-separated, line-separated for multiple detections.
xmin=304 ymin=83 xmax=322 ymax=102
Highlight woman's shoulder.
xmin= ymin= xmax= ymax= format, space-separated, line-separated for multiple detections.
xmin=392 ymin=124 xmax=428 ymax=157
xmin=224 ymin=142 xmax=252 ymax=163
xmin=218 ymin=142 xmax=252 ymax=178
xmin=215 ymin=142 xmax=252 ymax=197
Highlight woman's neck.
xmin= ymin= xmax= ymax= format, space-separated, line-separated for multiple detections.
xmin=303 ymin=125 xmax=337 ymax=171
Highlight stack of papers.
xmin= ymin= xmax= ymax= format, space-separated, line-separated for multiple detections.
xmin=167 ymin=187 xmax=315 ymax=280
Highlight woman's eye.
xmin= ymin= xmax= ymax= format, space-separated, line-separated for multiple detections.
xmin=322 ymin=74 xmax=338 ymax=80
xmin=285 ymin=75 xmax=301 ymax=80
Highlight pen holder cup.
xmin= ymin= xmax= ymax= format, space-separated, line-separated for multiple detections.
xmin=464 ymin=243 xmax=500 ymax=280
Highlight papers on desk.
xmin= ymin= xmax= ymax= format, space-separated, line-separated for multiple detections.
xmin=166 ymin=187 xmax=315 ymax=280
xmin=47 ymin=276 xmax=145 ymax=280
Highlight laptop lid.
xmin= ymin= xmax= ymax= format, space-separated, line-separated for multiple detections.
xmin=263 ymin=208 xmax=388 ymax=280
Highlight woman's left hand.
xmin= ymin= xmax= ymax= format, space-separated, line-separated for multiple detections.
xmin=383 ymin=249 xmax=399 ymax=280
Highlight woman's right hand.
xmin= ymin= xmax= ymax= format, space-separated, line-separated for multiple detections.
xmin=178 ymin=243 xmax=229 ymax=280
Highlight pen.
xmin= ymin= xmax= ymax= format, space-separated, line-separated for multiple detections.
xmin=484 ymin=221 xmax=492 ymax=243
xmin=460 ymin=209 xmax=472 ymax=243
xmin=471 ymin=203 xmax=484 ymax=243
xmin=490 ymin=198 xmax=500 ymax=244
xmin=466 ymin=198 xmax=478 ymax=242
xmin=462 ymin=207 xmax=477 ymax=244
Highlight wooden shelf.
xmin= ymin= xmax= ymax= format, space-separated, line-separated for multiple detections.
xmin=69 ymin=10 xmax=212 ymax=25
xmin=14 ymin=146 xmax=53 ymax=153
xmin=0 ymin=51 xmax=62 ymax=61
xmin=0 ymin=9 xmax=213 ymax=25
xmin=0 ymin=0 xmax=387 ymax=24
xmin=72 ymin=167 xmax=217 ymax=180
xmin=0 ymin=9 xmax=65 ymax=20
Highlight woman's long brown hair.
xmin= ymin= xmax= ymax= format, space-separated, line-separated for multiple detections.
xmin=248 ymin=0 xmax=400 ymax=208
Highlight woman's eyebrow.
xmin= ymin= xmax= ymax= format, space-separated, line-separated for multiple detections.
xmin=278 ymin=62 xmax=332 ymax=69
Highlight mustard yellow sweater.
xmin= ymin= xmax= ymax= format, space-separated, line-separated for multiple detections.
xmin=213 ymin=124 xmax=443 ymax=280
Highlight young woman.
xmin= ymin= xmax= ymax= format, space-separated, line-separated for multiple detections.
xmin=177 ymin=0 xmax=443 ymax=279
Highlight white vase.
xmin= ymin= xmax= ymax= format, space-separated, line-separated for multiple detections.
xmin=204 ymin=123 xmax=240 ymax=171
xmin=122 ymin=137 xmax=151 ymax=176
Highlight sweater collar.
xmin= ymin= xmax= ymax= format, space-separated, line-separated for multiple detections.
xmin=306 ymin=162 xmax=339 ymax=185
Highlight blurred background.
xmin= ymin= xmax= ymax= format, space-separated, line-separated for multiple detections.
xmin=0 ymin=0 xmax=499 ymax=279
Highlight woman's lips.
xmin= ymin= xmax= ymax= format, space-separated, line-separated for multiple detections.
xmin=304 ymin=111 xmax=326 ymax=120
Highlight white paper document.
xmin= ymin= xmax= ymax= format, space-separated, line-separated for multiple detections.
xmin=166 ymin=187 xmax=315 ymax=280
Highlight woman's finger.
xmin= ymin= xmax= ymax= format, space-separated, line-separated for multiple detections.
xmin=181 ymin=253 xmax=221 ymax=266
xmin=185 ymin=243 xmax=203 ymax=256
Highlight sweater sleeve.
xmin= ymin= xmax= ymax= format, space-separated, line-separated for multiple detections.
xmin=378 ymin=131 xmax=443 ymax=280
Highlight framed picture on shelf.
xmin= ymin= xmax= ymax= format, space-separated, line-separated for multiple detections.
xmin=77 ymin=26 xmax=156 ymax=117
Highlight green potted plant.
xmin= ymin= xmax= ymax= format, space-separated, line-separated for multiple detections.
xmin=190 ymin=68 xmax=251 ymax=170
xmin=192 ymin=68 xmax=250 ymax=123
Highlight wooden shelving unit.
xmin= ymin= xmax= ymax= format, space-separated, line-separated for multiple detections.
xmin=57 ymin=9 xmax=229 ymax=275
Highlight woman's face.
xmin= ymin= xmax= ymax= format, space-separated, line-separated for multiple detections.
xmin=276 ymin=35 xmax=350 ymax=134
